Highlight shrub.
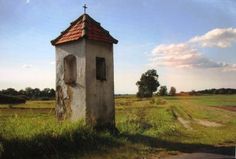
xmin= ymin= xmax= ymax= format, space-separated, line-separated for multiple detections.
xmin=169 ymin=87 xmax=176 ymax=96
xmin=0 ymin=94 xmax=26 ymax=104
xmin=158 ymin=86 xmax=168 ymax=96
xmin=39 ymin=97 xmax=51 ymax=101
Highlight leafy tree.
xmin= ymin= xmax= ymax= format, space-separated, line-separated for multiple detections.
xmin=49 ymin=89 xmax=56 ymax=98
xmin=25 ymin=87 xmax=34 ymax=98
xmin=41 ymin=88 xmax=55 ymax=98
xmin=18 ymin=89 xmax=26 ymax=95
xmin=136 ymin=69 xmax=160 ymax=98
xmin=32 ymin=88 xmax=41 ymax=98
xmin=1 ymin=88 xmax=18 ymax=96
xmin=169 ymin=86 xmax=176 ymax=96
xmin=41 ymin=88 xmax=50 ymax=97
xmin=158 ymin=86 xmax=168 ymax=96
xmin=189 ymin=90 xmax=196 ymax=95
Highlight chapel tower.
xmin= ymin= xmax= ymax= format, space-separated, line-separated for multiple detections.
xmin=51 ymin=13 xmax=118 ymax=128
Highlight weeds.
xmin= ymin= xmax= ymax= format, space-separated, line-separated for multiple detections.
xmin=0 ymin=95 xmax=235 ymax=158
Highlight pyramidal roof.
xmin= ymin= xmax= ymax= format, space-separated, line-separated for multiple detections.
xmin=51 ymin=14 xmax=118 ymax=46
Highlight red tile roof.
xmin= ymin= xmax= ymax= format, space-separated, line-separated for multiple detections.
xmin=51 ymin=14 xmax=118 ymax=45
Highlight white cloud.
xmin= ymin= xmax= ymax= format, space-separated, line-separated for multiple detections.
xmin=189 ymin=28 xmax=236 ymax=48
xmin=151 ymin=43 xmax=227 ymax=69
xmin=22 ymin=64 xmax=32 ymax=69
xmin=26 ymin=0 xmax=30 ymax=4
xmin=222 ymin=64 xmax=236 ymax=72
xmin=150 ymin=28 xmax=236 ymax=71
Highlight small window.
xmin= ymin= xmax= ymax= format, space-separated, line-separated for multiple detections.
xmin=96 ymin=57 xmax=106 ymax=81
xmin=64 ymin=55 xmax=77 ymax=85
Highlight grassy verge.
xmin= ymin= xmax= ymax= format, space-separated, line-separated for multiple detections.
xmin=0 ymin=95 xmax=236 ymax=158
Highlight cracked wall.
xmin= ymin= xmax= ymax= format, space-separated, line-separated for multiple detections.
xmin=55 ymin=40 xmax=86 ymax=121
xmin=55 ymin=39 xmax=115 ymax=128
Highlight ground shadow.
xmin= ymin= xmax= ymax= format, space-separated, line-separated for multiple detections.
xmin=121 ymin=133 xmax=235 ymax=156
xmin=1 ymin=130 xmax=235 ymax=159
xmin=0 ymin=130 xmax=122 ymax=159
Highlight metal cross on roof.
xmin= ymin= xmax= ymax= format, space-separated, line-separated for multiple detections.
xmin=83 ymin=4 xmax=87 ymax=14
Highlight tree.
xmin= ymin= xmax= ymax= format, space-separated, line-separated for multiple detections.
xmin=41 ymin=88 xmax=51 ymax=97
xmin=169 ymin=86 xmax=176 ymax=96
xmin=1 ymin=88 xmax=18 ymax=96
xmin=189 ymin=90 xmax=196 ymax=95
xmin=25 ymin=87 xmax=34 ymax=98
xmin=49 ymin=89 xmax=55 ymax=98
xmin=136 ymin=69 xmax=160 ymax=98
xmin=159 ymin=86 xmax=167 ymax=96
xmin=32 ymin=88 xmax=41 ymax=98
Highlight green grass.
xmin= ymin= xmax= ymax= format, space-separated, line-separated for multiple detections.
xmin=0 ymin=95 xmax=236 ymax=159
xmin=0 ymin=100 xmax=55 ymax=109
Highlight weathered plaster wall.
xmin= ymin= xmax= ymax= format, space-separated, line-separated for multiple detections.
xmin=55 ymin=39 xmax=115 ymax=127
xmin=55 ymin=40 xmax=86 ymax=121
xmin=85 ymin=40 xmax=115 ymax=127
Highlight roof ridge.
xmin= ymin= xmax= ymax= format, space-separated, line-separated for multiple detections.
xmin=51 ymin=14 xmax=118 ymax=45
xmin=51 ymin=14 xmax=85 ymax=45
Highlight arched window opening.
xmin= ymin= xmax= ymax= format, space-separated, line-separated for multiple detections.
xmin=64 ymin=55 xmax=77 ymax=85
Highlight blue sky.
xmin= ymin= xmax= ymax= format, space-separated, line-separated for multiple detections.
xmin=0 ymin=0 xmax=236 ymax=93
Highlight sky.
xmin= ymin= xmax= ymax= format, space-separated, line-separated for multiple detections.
xmin=0 ymin=0 xmax=236 ymax=94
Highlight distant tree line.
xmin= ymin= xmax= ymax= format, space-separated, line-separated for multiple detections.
xmin=0 ymin=87 xmax=55 ymax=101
xmin=0 ymin=94 xmax=26 ymax=104
xmin=188 ymin=88 xmax=236 ymax=95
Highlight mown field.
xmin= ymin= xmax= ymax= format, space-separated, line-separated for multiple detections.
xmin=0 ymin=95 xmax=236 ymax=159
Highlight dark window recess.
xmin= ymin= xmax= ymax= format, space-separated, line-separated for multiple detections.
xmin=64 ymin=55 xmax=77 ymax=85
xmin=96 ymin=57 xmax=106 ymax=80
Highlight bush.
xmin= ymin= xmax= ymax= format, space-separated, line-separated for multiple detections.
xmin=158 ymin=86 xmax=168 ymax=96
xmin=16 ymin=95 xmax=29 ymax=100
xmin=38 ymin=97 xmax=51 ymax=101
xmin=169 ymin=87 xmax=176 ymax=96
xmin=0 ymin=94 xmax=26 ymax=104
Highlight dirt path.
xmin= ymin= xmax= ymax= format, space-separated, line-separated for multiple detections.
xmin=195 ymin=119 xmax=223 ymax=127
xmin=214 ymin=106 xmax=236 ymax=112
xmin=171 ymin=106 xmax=223 ymax=129
xmin=172 ymin=110 xmax=222 ymax=129
xmin=177 ymin=117 xmax=192 ymax=130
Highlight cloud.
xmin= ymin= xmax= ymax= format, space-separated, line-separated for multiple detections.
xmin=22 ymin=64 xmax=32 ymax=69
xmin=189 ymin=28 xmax=236 ymax=48
xmin=222 ymin=64 xmax=236 ymax=72
xmin=150 ymin=28 xmax=236 ymax=71
xmin=151 ymin=43 xmax=226 ymax=69
xmin=26 ymin=0 xmax=30 ymax=4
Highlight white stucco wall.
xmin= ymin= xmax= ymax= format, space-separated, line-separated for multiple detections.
xmin=55 ymin=39 xmax=86 ymax=121
xmin=55 ymin=39 xmax=115 ymax=127
xmin=85 ymin=40 xmax=115 ymax=127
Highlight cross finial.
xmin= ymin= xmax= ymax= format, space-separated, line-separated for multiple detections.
xmin=83 ymin=4 xmax=87 ymax=14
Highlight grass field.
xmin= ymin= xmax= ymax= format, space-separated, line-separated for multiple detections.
xmin=0 ymin=95 xmax=236 ymax=159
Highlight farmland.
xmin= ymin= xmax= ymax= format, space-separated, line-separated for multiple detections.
xmin=0 ymin=95 xmax=236 ymax=159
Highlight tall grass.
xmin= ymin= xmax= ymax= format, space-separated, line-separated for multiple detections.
xmin=0 ymin=95 xmax=236 ymax=158
xmin=0 ymin=116 xmax=122 ymax=159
